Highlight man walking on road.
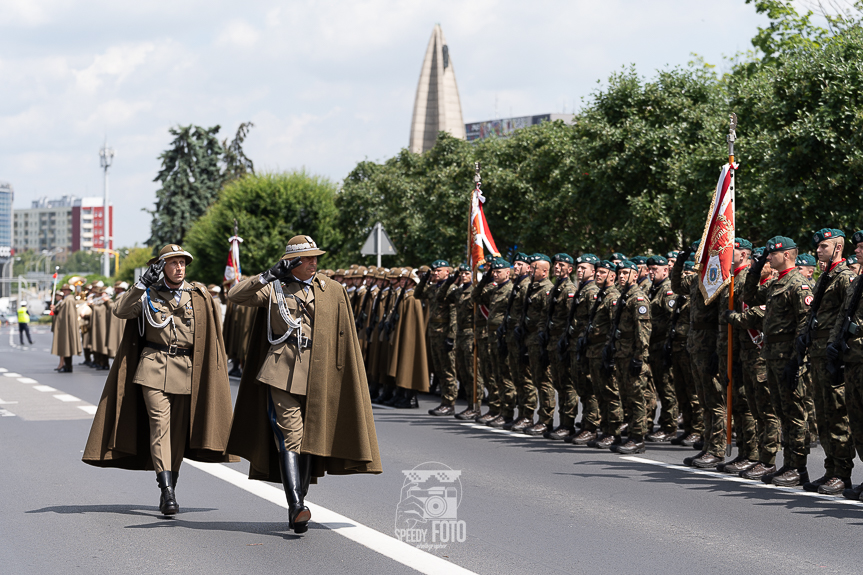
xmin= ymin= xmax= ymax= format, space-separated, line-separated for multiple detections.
xmin=17 ymin=302 xmax=33 ymax=346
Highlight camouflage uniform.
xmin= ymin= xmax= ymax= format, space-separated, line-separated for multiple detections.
xmin=570 ymin=279 xmax=601 ymax=432
xmin=671 ymin=258 xmax=721 ymax=458
xmin=670 ymin=293 xmax=704 ymax=439
xmin=544 ymin=276 xmax=578 ymax=430
xmin=416 ymin=278 xmax=458 ymax=405
xmin=587 ymin=285 xmax=623 ymax=437
xmin=804 ymin=261 xmax=855 ymax=480
xmin=483 ymin=279 xmax=515 ymax=419
xmin=454 ymin=282 xmax=483 ymax=402
xmin=524 ymin=276 xmax=555 ymax=426
xmin=745 ymin=266 xmax=812 ymax=469
xmin=505 ymin=275 xmax=534 ymax=419
xmin=647 ymin=277 xmax=678 ymax=435
xmin=473 ymin=280 xmax=500 ymax=415
xmin=610 ymin=284 xmax=652 ymax=441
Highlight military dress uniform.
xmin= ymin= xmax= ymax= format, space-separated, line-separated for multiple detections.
xmin=543 ymin=254 xmax=578 ymax=440
xmin=645 ymin=261 xmax=678 ymax=441
xmin=453 ymin=273 xmax=484 ymax=418
xmin=569 ymin=258 xmax=602 ymax=445
xmin=483 ymin=261 xmax=516 ymax=427
xmin=668 ymin=268 xmax=704 ymax=446
xmin=505 ymin=261 xmax=534 ymax=430
xmin=522 ymin=257 xmax=555 ymax=436
xmin=416 ymin=261 xmax=459 ymax=415
xmin=472 ymin=267 xmax=504 ymax=423
xmin=585 ymin=268 xmax=622 ymax=449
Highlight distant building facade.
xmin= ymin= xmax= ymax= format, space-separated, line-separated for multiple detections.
xmin=13 ymin=195 xmax=112 ymax=254
xmin=465 ymin=114 xmax=576 ymax=143
xmin=0 ymin=182 xmax=13 ymax=296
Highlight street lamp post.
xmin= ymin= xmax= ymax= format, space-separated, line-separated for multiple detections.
xmin=99 ymin=141 xmax=115 ymax=277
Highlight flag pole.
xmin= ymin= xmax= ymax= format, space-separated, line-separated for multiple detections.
xmin=470 ymin=162 xmax=481 ymax=414
xmin=50 ymin=266 xmax=59 ymax=315
xmin=725 ymin=113 xmax=737 ymax=458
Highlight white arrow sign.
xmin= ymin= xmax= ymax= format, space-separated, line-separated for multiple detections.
xmin=360 ymin=222 xmax=397 ymax=267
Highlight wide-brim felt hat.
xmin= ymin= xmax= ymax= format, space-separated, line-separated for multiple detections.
xmin=281 ymin=235 xmax=326 ymax=259
xmin=149 ymin=244 xmax=193 ymax=266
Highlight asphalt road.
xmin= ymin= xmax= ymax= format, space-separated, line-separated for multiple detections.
xmin=2 ymin=324 xmax=863 ymax=574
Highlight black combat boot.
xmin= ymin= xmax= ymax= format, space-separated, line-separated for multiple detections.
xmin=383 ymin=387 xmax=402 ymax=407
xmin=278 ymin=451 xmax=311 ymax=533
xmin=156 ymin=471 xmax=179 ymax=516
xmin=372 ymin=386 xmax=393 ymax=405
xmin=394 ymin=389 xmax=419 ymax=409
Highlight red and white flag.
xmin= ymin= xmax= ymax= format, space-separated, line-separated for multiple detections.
xmin=224 ymin=235 xmax=243 ymax=285
xmin=696 ymin=162 xmax=737 ymax=305
xmin=469 ymin=188 xmax=500 ymax=271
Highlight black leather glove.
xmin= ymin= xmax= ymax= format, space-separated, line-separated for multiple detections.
xmin=140 ymin=259 xmax=166 ymax=288
xmin=707 ymin=352 xmax=719 ymax=376
xmin=443 ymin=273 xmax=458 ymax=288
xmin=751 ymin=250 xmax=768 ymax=274
xmin=479 ymin=271 xmax=493 ymax=286
xmin=679 ymin=244 xmax=694 ymax=262
xmin=496 ymin=324 xmax=506 ymax=340
xmin=826 ymin=341 xmax=841 ymax=361
xmin=557 ymin=335 xmax=569 ymax=357
xmin=539 ymin=347 xmax=550 ymax=368
xmin=444 ymin=337 xmax=454 ymax=352
xmin=513 ymin=325 xmax=525 ymax=342
xmin=782 ymin=359 xmax=799 ymax=389
xmin=722 ymin=309 xmax=734 ymax=323
xmin=629 ymin=358 xmax=643 ymax=377
xmin=601 ymin=345 xmax=613 ymax=368
xmin=262 ymin=257 xmax=302 ymax=283
xmin=538 ymin=331 xmax=549 ymax=347
xmin=795 ymin=333 xmax=810 ymax=357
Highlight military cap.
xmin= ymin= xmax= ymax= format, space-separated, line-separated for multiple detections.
xmin=512 ymin=252 xmax=529 ymax=264
xmin=489 ymin=258 xmax=510 ymax=270
xmin=851 ymin=231 xmax=863 ymax=246
xmin=691 ymin=239 xmax=701 ymax=250
xmin=323 ymin=269 xmax=335 ymax=277
xmin=796 ymin=253 xmax=817 ymax=267
xmin=148 ymin=243 xmax=193 ymax=266
xmin=207 ymin=284 xmax=221 ymax=293
xmin=387 ymin=268 xmax=401 ymax=279
xmin=686 ymin=252 xmax=696 ymax=262
xmin=753 ymin=247 xmax=766 ymax=257
xmin=430 ymin=259 xmax=450 ymax=269
xmin=417 ymin=265 xmax=430 ymax=273
xmin=575 ymin=253 xmax=600 ymax=265
xmin=551 ymin=253 xmax=574 ymax=265
xmin=630 ymin=255 xmax=648 ymax=265
xmin=813 ymin=228 xmax=845 ymax=246
xmin=666 ymin=250 xmax=680 ymax=259
xmin=617 ymin=259 xmax=638 ymax=271
xmin=532 ymin=253 xmax=551 ymax=264
xmin=282 ymin=234 xmax=325 ymax=259
xmin=596 ymin=260 xmax=617 ymax=271
xmin=734 ymin=238 xmax=753 ymax=250
xmin=60 ymin=283 xmax=71 ymax=291
xmin=334 ymin=268 xmax=345 ymax=276
xmin=458 ymin=263 xmax=470 ymax=273
xmin=848 ymin=255 xmax=859 ymax=265
xmin=647 ymin=255 xmax=668 ymax=266
xmin=610 ymin=252 xmax=626 ymax=261
xmin=114 ymin=281 xmax=129 ymax=290
xmin=765 ymin=236 xmax=797 ymax=254
xmin=683 ymin=260 xmax=695 ymax=272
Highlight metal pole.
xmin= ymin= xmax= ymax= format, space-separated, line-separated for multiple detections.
xmin=725 ymin=113 xmax=737 ymax=458
xmin=470 ymin=162 xmax=481 ymax=413
xmin=100 ymin=141 xmax=115 ymax=277
xmin=376 ymin=222 xmax=382 ymax=268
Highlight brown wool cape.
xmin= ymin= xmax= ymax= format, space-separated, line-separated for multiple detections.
xmin=226 ymin=275 xmax=382 ymax=483
xmin=90 ymin=300 xmax=111 ymax=356
xmin=106 ymin=297 xmax=126 ymax=359
xmin=388 ymin=291 xmax=429 ymax=392
xmin=82 ymin=283 xmax=236 ymax=469
xmin=51 ymin=295 xmax=82 ymax=357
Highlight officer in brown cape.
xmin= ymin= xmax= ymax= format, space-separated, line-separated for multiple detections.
xmin=89 ymin=287 xmax=112 ymax=371
xmin=82 ymin=244 xmax=236 ymax=516
xmin=226 ymin=235 xmax=382 ymax=535
xmin=106 ymin=281 xmax=128 ymax=361
xmin=51 ymin=283 xmax=82 ymax=372
xmin=387 ymin=268 xmax=429 ymax=408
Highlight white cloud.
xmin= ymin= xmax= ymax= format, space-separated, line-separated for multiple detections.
xmin=217 ymin=20 xmax=260 ymax=48
xmin=74 ymin=43 xmax=155 ymax=93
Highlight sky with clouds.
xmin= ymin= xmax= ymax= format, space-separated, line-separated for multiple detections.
xmin=0 ymin=1 xmax=811 ymax=247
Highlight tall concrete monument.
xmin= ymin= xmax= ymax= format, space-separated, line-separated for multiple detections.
xmin=409 ymin=24 xmax=466 ymax=154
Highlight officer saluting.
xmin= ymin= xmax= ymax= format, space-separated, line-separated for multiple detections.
xmin=83 ymin=244 xmax=236 ymax=516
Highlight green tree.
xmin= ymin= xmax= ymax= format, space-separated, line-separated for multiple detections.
xmin=147 ymin=125 xmax=225 ymax=249
xmin=116 ymin=247 xmax=154 ymax=282
xmin=222 ymin=121 xmax=255 ymax=183
xmin=184 ymin=171 xmax=342 ymax=284
xmin=60 ymin=250 xmax=103 ymax=275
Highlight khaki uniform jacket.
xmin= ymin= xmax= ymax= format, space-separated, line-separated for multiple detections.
xmin=51 ymin=294 xmax=82 ymax=357
xmin=455 ymin=282 xmax=475 ymax=335
xmin=115 ymin=282 xmax=196 ymax=395
xmin=745 ymin=266 xmax=812 ymax=361
xmin=227 ymin=274 xmax=315 ymax=395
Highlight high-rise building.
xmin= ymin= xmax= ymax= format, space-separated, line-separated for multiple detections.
xmin=0 ymin=182 xmax=13 ymax=296
xmin=409 ymin=24 xmax=466 ymax=154
xmin=465 ymin=114 xmax=576 ymax=143
xmin=13 ymin=196 xmax=112 ymax=254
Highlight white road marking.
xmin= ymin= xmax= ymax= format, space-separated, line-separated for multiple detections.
xmin=0 ymin=407 xmax=14 ymax=416
xmin=3 ymin=372 xmax=22 ymax=378
xmin=619 ymin=455 xmax=863 ymax=507
xmin=77 ymin=405 xmax=98 ymax=415
xmin=17 ymin=378 xmax=37 ymax=384
xmin=0 ymin=368 xmax=7 ymax=372
xmin=0 ymin=397 xmax=19 ymax=404
xmin=371 ymin=404 xmax=396 ymax=410
xmin=33 ymin=385 xmax=57 ymax=392
xmin=54 ymin=394 xmax=81 ymax=402
xmin=185 ymin=460 xmax=479 ymax=575
xmin=458 ymin=421 xmax=517 ymax=436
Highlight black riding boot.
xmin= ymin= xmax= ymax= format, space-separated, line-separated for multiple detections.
xmin=278 ymin=451 xmax=311 ymax=533
xmin=171 ymin=471 xmax=179 ymax=489
xmin=299 ymin=453 xmax=313 ymax=498
xmin=156 ymin=471 xmax=179 ymax=515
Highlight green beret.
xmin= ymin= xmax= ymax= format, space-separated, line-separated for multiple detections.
xmin=576 ymin=253 xmax=600 ymax=265
xmin=596 ymin=260 xmax=617 ymax=271
xmin=431 ymin=259 xmax=450 ymax=269
xmin=686 ymin=252 xmax=696 ymax=262
xmin=552 ymin=253 xmax=574 ymax=265
xmin=795 ymin=253 xmax=816 ymax=267
xmin=489 ymin=258 xmax=510 ymax=270
xmin=666 ymin=251 xmax=680 ymax=259
xmin=765 ymin=236 xmax=797 ymax=254
xmin=610 ymin=252 xmax=626 ymax=260
xmin=813 ymin=228 xmax=845 ymax=246
xmin=512 ymin=252 xmax=529 ymax=264
xmin=851 ymin=231 xmax=863 ymax=246
xmin=631 ymin=255 xmax=648 ymax=265
xmin=617 ymin=259 xmax=638 ymax=272
xmin=647 ymin=255 xmax=668 ymax=266
xmin=683 ymin=260 xmax=695 ymax=271
xmin=458 ymin=263 xmax=470 ymax=273
xmin=691 ymin=239 xmax=701 ymax=250
xmin=848 ymin=254 xmax=858 ymax=265
xmin=532 ymin=253 xmax=551 ymax=264
xmin=753 ymin=247 xmax=765 ymax=257
xmin=734 ymin=238 xmax=753 ymax=250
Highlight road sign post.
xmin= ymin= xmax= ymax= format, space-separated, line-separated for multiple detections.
xmin=360 ymin=222 xmax=397 ymax=267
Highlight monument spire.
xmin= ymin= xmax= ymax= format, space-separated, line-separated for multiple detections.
xmin=409 ymin=24 xmax=466 ymax=154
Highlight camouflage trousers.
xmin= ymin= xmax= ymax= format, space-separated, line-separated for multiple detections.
xmin=613 ymin=358 xmax=650 ymax=441
xmin=672 ymin=347 xmax=703 ymax=436
xmin=455 ymin=333 xmax=483 ymax=403
xmin=803 ymin=366 xmax=818 ymax=441
xmin=741 ymin=354 xmax=781 ymax=465
xmin=507 ymin=338 xmax=535 ymax=416
xmin=475 ymin=331 xmax=498 ymax=411
xmin=528 ymin=343 xmax=556 ymax=426
xmin=726 ymin=360 xmax=758 ymax=461
xmin=810 ymin=355 xmax=854 ymax=478
xmin=590 ymin=358 xmax=623 ymax=436
xmin=649 ymin=354 xmax=678 ymax=434
xmin=489 ymin=330 xmax=516 ymax=418
xmin=429 ymin=332 xmax=458 ymax=405
xmin=692 ymin=352 xmax=726 ymax=458
xmin=842 ymin=362 xmax=863 ymax=465
xmin=549 ymin=347 xmax=578 ymax=429
xmin=572 ymin=357 xmax=600 ymax=432
xmin=766 ymin=358 xmax=809 ymax=469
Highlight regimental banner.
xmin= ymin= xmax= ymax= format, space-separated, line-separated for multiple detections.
xmin=224 ymin=235 xmax=243 ymax=285
xmin=696 ymin=162 xmax=737 ymax=305
xmin=469 ymin=188 xmax=499 ymax=270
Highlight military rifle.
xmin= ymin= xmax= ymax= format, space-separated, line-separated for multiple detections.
xmin=365 ymin=287 xmax=385 ymax=338
xmin=602 ymin=284 xmax=631 ymax=376
xmin=538 ymin=277 xmax=565 ymax=366
xmin=355 ymin=284 xmax=374 ymax=332
xmin=497 ymin=274 xmax=527 ymax=359
xmin=828 ymin=270 xmax=863 ymax=380
xmin=558 ymin=279 xmax=587 ymax=362
xmin=515 ymin=277 xmax=538 ymax=365
xmin=573 ymin=285 xmax=604 ymax=364
xmin=383 ymin=285 xmax=407 ymax=342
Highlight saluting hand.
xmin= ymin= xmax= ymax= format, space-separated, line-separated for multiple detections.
xmin=140 ymin=259 xmax=166 ymax=288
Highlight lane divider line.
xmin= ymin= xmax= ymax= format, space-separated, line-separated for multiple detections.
xmin=33 ymin=385 xmax=58 ymax=392
xmin=3 ymin=372 xmax=23 ymax=378
xmin=184 ymin=460 xmax=479 ymax=575
xmin=54 ymin=394 xmax=81 ymax=402
xmin=78 ymin=405 xmax=98 ymax=415
xmin=17 ymin=377 xmax=38 ymax=384
xmin=619 ymin=455 xmax=863 ymax=507
xmin=0 ymin=407 xmax=14 ymax=417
